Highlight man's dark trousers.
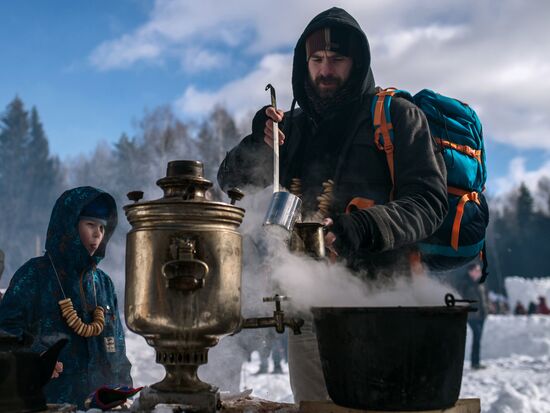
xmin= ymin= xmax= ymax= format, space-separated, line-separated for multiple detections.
xmin=468 ymin=319 xmax=485 ymax=367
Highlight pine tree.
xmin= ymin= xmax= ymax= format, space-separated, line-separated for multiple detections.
xmin=0 ymin=98 xmax=64 ymax=280
xmin=511 ymin=183 xmax=537 ymax=277
xmin=516 ymin=183 xmax=534 ymax=223
xmin=27 ymin=107 xmax=63 ymax=230
xmin=0 ymin=97 xmax=31 ymax=274
xmin=0 ymin=97 xmax=30 ymax=196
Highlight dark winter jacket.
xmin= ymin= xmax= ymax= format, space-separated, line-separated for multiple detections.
xmin=0 ymin=187 xmax=132 ymax=408
xmin=218 ymin=7 xmax=448 ymax=277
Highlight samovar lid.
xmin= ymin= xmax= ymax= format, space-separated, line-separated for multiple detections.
xmin=156 ymin=160 xmax=213 ymax=200
xmin=124 ymin=160 xmax=245 ymax=227
xmin=166 ymin=160 xmax=204 ymax=178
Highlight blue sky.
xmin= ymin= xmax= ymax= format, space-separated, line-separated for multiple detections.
xmin=0 ymin=0 xmax=261 ymax=155
xmin=1 ymin=0 xmax=549 ymax=196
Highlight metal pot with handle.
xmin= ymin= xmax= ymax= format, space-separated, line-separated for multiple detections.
xmin=312 ymin=294 xmax=476 ymax=411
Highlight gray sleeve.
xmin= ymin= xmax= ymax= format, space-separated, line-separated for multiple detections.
xmin=364 ymin=99 xmax=448 ymax=251
xmin=333 ymin=98 xmax=448 ymax=254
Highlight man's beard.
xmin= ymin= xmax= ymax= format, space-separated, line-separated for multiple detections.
xmin=311 ymin=75 xmax=345 ymax=98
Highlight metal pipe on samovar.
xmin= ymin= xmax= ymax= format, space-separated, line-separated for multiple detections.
xmin=124 ymin=160 xmax=303 ymax=413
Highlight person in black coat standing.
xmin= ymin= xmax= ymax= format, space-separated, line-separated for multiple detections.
xmin=455 ymin=262 xmax=489 ymax=369
xmin=218 ymin=7 xmax=448 ymax=402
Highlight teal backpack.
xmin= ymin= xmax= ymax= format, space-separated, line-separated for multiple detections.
xmin=371 ymin=88 xmax=489 ymax=280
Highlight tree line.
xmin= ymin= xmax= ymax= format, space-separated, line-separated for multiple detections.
xmin=0 ymin=97 xmax=241 ymax=285
xmin=1 ymin=96 xmax=549 ymax=293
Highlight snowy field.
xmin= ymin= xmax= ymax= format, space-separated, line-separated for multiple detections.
xmin=126 ymin=313 xmax=550 ymax=413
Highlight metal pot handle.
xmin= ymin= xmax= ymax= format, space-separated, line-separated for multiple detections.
xmin=445 ymin=293 xmax=478 ymax=312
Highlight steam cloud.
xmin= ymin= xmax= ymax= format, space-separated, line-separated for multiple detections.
xmin=237 ymin=186 xmax=459 ymax=315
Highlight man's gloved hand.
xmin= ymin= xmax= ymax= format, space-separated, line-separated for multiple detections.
xmin=326 ymin=212 xmax=377 ymax=257
xmin=84 ymin=385 xmax=143 ymax=411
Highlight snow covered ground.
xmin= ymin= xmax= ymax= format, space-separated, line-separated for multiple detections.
xmin=126 ymin=313 xmax=550 ymax=413
xmin=460 ymin=315 xmax=550 ymax=413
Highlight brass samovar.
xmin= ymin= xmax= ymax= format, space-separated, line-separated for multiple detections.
xmin=124 ymin=160 xmax=302 ymax=412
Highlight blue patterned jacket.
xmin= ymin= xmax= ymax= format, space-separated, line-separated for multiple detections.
xmin=0 ymin=186 xmax=132 ymax=408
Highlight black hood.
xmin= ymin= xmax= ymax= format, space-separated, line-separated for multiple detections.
xmin=292 ymin=7 xmax=376 ymax=116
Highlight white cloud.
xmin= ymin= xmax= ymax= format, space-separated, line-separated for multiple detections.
xmin=494 ymin=158 xmax=550 ymax=196
xmin=180 ymin=48 xmax=227 ymax=73
xmin=90 ymin=29 xmax=164 ymax=70
xmin=176 ymin=53 xmax=293 ymax=122
xmin=375 ymin=25 xmax=467 ymax=59
xmin=90 ymin=0 xmax=550 ymax=149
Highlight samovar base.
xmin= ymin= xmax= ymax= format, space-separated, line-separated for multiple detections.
xmin=132 ymin=386 xmax=220 ymax=413
xmin=152 ymin=349 xmax=211 ymax=392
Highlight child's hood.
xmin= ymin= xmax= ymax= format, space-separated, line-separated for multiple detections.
xmin=45 ymin=186 xmax=118 ymax=269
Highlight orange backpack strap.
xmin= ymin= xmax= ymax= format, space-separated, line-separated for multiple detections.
xmin=345 ymin=197 xmax=376 ymax=213
xmin=435 ymin=138 xmax=482 ymax=163
xmin=448 ymin=187 xmax=481 ymax=250
xmin=372 ymin=89 xmax=397 ymax=200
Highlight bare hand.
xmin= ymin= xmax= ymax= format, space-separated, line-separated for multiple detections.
xmin=51 ymin=361 xmax=63 ymax=379
xmin=322 ymin=218 xmax=338 ymax=256
xmin=264 ymin=106 xmax=286 ymax=148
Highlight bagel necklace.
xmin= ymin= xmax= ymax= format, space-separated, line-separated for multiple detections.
xmin=48 ymin=253 xmax=105 ymax=338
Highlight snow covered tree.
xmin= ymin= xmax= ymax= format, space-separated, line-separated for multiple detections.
xmin=197 ymin=106 xmax=240 ymax=200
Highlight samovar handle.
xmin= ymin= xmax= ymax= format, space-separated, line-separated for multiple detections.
xmin=161 ymin=238 xmax=209 ymax=292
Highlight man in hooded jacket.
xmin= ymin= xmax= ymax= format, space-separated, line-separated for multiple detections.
xmin=218 ymin=8 xmax=448 ymax=401
xmin=0 ymin=187 xmax=132 ymax=408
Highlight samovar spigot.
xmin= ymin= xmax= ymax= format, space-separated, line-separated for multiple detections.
xmin=238 ymin=294 xmax=304 ymax=335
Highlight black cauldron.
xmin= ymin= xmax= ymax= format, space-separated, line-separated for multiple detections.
xmin=312 ymin=294 xmax=474 ymax=411
xmin=0 ymin=330 xmax=67 ymax=412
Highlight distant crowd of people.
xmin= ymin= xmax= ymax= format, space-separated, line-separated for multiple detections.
xmin=513 ymin=296 xmax=550 ymax=315
xmin=487 ymin=291 xmax=550 ymax=315
xmin=483 ymin=291 xmax=550 ymax=316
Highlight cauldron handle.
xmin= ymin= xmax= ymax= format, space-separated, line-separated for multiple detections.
xmin=445 ymin=293 xmax=478 ymax=311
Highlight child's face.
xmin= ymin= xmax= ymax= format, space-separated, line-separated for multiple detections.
xmin=78 ymin=219 xmax=105 ymax=256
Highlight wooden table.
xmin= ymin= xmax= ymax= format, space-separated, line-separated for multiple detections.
xmin=299 ymin=399 xmax=481 ymax=413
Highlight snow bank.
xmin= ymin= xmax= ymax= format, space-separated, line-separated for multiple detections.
xmin=506 ymin=276 xmax=550 ymax=308
xmin=465 ymin=314 xmax=550 ymax=359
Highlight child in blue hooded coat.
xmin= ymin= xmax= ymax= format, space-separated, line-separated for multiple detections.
xmin=0 ymin=186 xmax=132 ymax=408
